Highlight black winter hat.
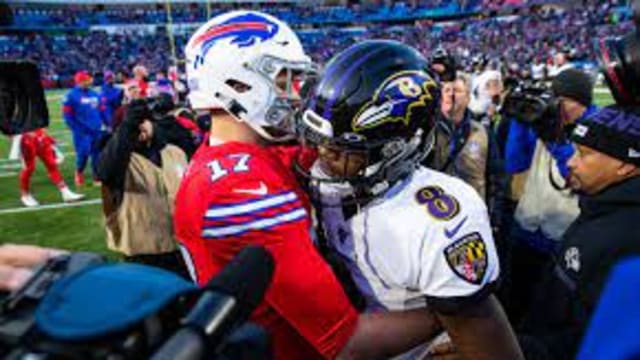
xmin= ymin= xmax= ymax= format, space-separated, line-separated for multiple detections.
xmin=552 ymin=68 xmax=594 ymax=107
xmin=571 ymin=106 xmax=640 ymax=165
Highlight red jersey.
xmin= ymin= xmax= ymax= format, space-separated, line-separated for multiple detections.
xmin=22 ymin=128 xmax=56 ymax=146
xmin=137 ymin=79 xmax=150 ymax=98
xmin=22 ymin=128 xmax=55 ymax=150
xmin=174 ymin=141 xmax=357 ymax=359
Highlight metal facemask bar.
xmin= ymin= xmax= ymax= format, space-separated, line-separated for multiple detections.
xmin=247 ymin=54 xmax=318 ymax=135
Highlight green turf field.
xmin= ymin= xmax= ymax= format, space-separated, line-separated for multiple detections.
xmin=0 ymin=87 xmax=616 ymax=255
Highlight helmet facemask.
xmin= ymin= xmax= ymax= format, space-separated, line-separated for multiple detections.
xmin=236 ymin=54 xmax=317 ymax=141
xmin=296 ymin=109 xmax=434 ymax=207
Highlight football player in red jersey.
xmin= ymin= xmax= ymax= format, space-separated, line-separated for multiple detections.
xmin=19 ymin=128 xmax=84 ymax=207
xmin=175 ymin=10 xmax=440 ymax=360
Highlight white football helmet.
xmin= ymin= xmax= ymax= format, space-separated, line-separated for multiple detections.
xmin=185 ymin=10 xmax=314 ymax=141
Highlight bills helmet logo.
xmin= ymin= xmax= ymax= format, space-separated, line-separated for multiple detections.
xmin=352 ymin=70 xmax=437 ymax=132
xmin=191 ymin=13 xmax=280 ymax=58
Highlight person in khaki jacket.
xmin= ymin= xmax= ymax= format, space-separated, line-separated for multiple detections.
xmin=97 ymin=99 xmax=188 ymax=277
xmin=430 ymin=73 xmax=494 ymax=201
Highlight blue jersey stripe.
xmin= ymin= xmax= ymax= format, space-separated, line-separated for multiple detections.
xmin=201 ymin=208 xmax=306 ymax=239
xmin=204 ymin=191 xmax=298 ymax=220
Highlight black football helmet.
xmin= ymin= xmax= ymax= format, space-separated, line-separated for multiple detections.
xmin=295 ymin=40 xmax=440 ymax=204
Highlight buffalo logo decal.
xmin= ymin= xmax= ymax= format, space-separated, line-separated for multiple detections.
xmin=352 ymin=70 xmax=437 ymax=132
xmin=191 ymin=13 xmax=279 ymax=59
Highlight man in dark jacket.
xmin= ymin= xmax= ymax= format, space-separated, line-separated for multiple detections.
xmin=521 ymin=106 xmax=640 ymax=359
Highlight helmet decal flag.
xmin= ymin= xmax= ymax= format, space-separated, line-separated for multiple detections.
xmin=191 ymin=13 xmax=280 ymax=58
xmin=352 ymin=70 xmax=437 ymax=132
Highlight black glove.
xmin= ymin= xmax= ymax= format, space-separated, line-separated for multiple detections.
xmin=531 ymin=104 xmax=563 ymax=143
xmin=430 ymin=48 xmax=456 ymax=82
xmin=122 ymin=99 xmax=152 ymax=134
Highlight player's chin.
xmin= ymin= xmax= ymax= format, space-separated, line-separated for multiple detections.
xmin=568 ymin=174 xmax=583 ymax=192
xmin=263 ymin=126 xmax=295 ymax=142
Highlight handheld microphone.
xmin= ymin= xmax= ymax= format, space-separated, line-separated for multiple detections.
xmin=152 ymin=245 xmax=275 ymax=360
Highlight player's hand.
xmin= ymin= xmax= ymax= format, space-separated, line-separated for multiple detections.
xmin=426 ymin=341 xmax=461 ymax=360
xmin=0 ymin=244 xmax=67 ymax=268
xmin=0 ymin=244 xmax=68 ymax=292
xmin=430 ymin=49 xmax=456 ymax=82
xmin=0 ymin=266 xmax=33 ymax=292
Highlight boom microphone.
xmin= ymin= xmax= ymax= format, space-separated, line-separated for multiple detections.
xmin=152 ymin=245 xmax=275 ymax=360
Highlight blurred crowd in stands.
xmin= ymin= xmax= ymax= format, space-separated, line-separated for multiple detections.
xmin=0 ymin=0 xmax=631 ymax=88
xmin=9 ymin=1 xmax=467 ymax=28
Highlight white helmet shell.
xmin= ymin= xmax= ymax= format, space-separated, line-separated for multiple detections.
xmin=185 ymin=10 xmax=313 ymax=141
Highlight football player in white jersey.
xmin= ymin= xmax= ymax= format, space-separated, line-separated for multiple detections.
xmin=295 ymin=40 xmax=523 ymax=359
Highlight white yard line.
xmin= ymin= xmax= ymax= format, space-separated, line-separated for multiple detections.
xmin=0 ymin=163 xmax=21 ymax=170
xmin=0 ymin=171 xmax=18 ymax=178
xmin=48 ymin=133 xmax=69 ymax=139
xmin=47 ymin=94 xmax=65 ymax=101
xmin=0 ymin=198 xmax=102 ymax=215
xmin=48 ymin=129 xmax=69 ymax=136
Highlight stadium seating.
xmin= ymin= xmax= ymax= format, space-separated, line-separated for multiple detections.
xmin=0 ymin=0 xmax=629 ymax=88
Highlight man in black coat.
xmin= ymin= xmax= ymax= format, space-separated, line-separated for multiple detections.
xmin=520 ymin=106 xmax=640 ymax=359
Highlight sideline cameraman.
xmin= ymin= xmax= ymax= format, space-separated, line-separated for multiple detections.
xmin=521 ymin=106 xmax=640 ymax=359
xmin=504 ymin=68 xmax=597 ymax=322
xmin=97 ymin=99 xmax=189 ymax=278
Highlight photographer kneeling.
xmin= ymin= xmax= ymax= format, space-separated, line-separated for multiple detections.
xmin=503 ymin=68 xmax=597 ymax=323
xmin=97 ymin=99 xmax=189 ymax=278
xmin=520 ymin=106 xmax=640 ymax=359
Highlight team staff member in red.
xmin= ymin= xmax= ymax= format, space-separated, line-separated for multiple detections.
xmin=175 ymin=10 xmax=439 ymax=360
xmin=19 ymin=128 xmax=84 ymax=207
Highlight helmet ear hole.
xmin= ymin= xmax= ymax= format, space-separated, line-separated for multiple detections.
xmin=225 ymin=79 xmax=251 ymax=93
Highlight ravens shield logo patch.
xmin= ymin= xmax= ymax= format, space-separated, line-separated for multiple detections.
xmin=444 ymin=232 xmax=488 ymax=285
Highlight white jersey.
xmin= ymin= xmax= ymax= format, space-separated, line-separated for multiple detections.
xmin=531 ymin=63 xmax=546 ymax=80
xmin=319 ymin=166 xmax=500 ymax=312
xmin=548 ymin=63 xmax=573 ymax=78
